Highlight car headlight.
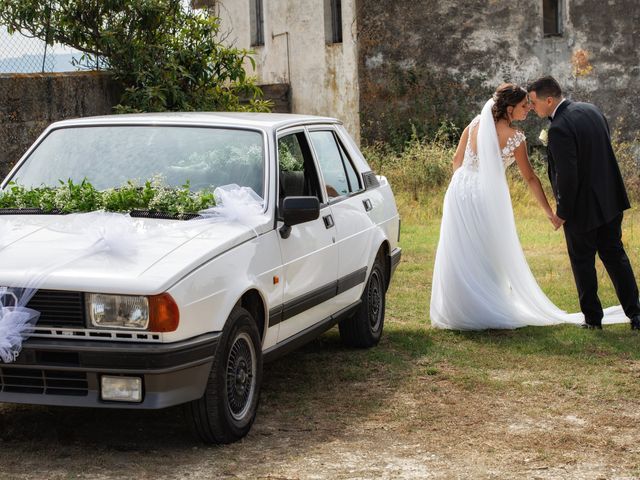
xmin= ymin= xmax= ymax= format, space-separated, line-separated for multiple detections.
xmin=86 ymin=294 xmax=150 ymax=330
xmin=85 ymin=293 xmax=180 ymax=332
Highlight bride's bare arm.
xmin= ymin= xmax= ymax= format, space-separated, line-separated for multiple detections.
xmin=513 ymin=141 xmax=564 ymax=230
xmin=452 ymin=126 xmax=470 ymax=171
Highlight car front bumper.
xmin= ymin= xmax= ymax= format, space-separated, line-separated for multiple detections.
xmin=0 ymin=333 xmax=220 ymax=409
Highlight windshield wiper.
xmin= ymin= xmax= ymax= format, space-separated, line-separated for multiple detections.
xmin=0 ymin=208 xmax=63 ymax=215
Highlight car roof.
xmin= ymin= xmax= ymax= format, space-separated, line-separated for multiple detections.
xmin=51 ymin=112 xmax=342 ymax=131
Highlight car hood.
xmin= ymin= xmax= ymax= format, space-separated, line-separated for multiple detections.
xmin=0 ymin=213 xmax=271 ymax=294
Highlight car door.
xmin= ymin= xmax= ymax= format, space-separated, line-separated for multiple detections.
xmin=274 ymin=129 xmax=339 ymax=342
xmin=307 ymin=127 xmax=375 ymax=312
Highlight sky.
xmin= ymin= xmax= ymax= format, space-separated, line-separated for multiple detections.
xmin=0 ymin=26 xmax=80 ymax=73
xmin=0 ymin=26 xmax=80 ymax=57
xmin=0 ymin=1 xmax=194 ymax=72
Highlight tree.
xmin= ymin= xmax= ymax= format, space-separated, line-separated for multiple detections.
xmin=0 ymin=0 xmax=272 ymax=113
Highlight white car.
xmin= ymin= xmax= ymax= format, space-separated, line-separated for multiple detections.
xmin=0 ymin=113 xmax=401 ymax=443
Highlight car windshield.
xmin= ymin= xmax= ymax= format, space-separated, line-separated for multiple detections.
xmin=9 ymin=125 xmax=265 ymax=197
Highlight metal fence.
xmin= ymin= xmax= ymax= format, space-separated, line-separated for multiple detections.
xmin=0 ymin=26 xmax=80 ymax=74
xmin=1 ymin=2 xmax=201 ymax=74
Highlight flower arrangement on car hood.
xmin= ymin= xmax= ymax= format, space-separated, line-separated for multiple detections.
xmin=0 ymin=177 xmax=216 ymax=216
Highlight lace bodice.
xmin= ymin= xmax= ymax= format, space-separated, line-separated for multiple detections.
xmin=462 ymin=116 xmax=525 ymax=170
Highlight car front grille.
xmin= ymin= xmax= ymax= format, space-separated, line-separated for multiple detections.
xmin=26 ymin=290 xmax=86 ymax=328
xmin=0 ymin=367 xmax=88 ymax=396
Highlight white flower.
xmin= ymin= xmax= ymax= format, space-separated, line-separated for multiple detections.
xmin=539 ymin=128 xmax=548 ymax=147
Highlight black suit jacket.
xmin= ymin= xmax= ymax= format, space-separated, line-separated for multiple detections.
xmin=547 ymin=100 xmax=630 ymax=232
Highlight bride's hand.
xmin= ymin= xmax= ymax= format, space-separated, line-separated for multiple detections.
xmin=548 ymin=213 xmax=565 ymax=230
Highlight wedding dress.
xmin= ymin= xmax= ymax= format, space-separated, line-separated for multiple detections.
xmin=430 ymin=99 xmax=627 ymax=330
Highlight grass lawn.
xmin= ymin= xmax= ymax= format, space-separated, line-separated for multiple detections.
xmin=389 ymin=189 xmax=640 ymax=381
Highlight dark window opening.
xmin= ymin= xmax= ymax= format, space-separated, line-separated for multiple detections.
xmin=325 ymin=0 xmax=343 ymax=44
xmin=543 ymin=0 xmax=562 ymax=36
xmin=278 ymin=132 xmax=323 ymax=205
xmin=250 ymin=0 xmax=264 ymax=46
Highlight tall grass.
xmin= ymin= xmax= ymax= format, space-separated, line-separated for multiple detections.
xmin=613 ymin=132 xmax=640 ymax=198
xmin=364 ymin=132 xmax=640 ymax=206
xmin=362 ymin=129 xmax=454 ymax=203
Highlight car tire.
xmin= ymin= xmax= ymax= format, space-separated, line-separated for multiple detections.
xmin=184 ymin=306 xmax=263 ymax=444
xmin=339 ymin=252 xmax=386 ymax=348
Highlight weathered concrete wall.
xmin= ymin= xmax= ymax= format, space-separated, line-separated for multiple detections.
xmin=215 ymin=0 xmax=361 ymax=142
xmin=0 ymin=73 xmax=291 ymax=180
xmin=0 ymin=72 xmax=120 ymax=178
xmin=357 ymin=0 xmax=640 ymax=145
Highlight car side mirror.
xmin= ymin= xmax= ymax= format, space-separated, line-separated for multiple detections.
xmin=279 ymin=196 xmax=320 ymax=239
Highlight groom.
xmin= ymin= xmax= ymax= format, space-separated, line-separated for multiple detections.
xmin=527 ymin=76 xmax=640 ymax=330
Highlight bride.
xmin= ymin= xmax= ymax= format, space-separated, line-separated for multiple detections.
xmin=430 ymin=84 xmax=627 ymax=330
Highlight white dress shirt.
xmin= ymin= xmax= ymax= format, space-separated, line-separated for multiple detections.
xmin=551 ymin=98 xmax=566 ymax=119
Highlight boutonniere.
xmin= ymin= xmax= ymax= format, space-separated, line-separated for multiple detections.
xmin=539 ymin=128 xmax=548 ymax=147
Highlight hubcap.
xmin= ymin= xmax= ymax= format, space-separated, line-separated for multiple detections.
xmin=226 ymin=332 xmax=256 ymax=421
xmin=368 ymin=270 xmax=383 ymax=333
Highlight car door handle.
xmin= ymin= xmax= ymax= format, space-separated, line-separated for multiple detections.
xmin=363 ymin=199 xmax=373 ymax=212
xmin=323 ymin=214 xmax=334 ymax=229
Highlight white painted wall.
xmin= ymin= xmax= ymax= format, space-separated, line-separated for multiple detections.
xmin=214 ymin=0 xmax=360 ymax=143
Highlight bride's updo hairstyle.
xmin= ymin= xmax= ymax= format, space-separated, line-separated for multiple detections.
xmin=492 ymin=83 xmax=527 ymax=122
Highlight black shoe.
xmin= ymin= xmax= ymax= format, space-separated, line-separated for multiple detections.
xmin=631 ymin=315 xmax=640 ymax=330
xmin=580 ymin=322 xmax=603 ymax=330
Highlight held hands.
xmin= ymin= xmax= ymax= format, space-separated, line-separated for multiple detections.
xmin=548 ymin=212 xmax=565 ymax=230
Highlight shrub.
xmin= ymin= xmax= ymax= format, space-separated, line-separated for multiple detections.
xmin=361 ymin=127 xmax=453 ymax=201
xmin=612 ymin=133 xmax=640 ymax=200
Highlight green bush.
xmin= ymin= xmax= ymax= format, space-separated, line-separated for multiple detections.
xmin=361 ymin=127 xmax=453 ymax=201
xmin=612 ymin=133 xmax=640 ymax=200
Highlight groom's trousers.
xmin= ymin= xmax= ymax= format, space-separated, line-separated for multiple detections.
xmin=564 ymin=213 xmax=640 ymax=323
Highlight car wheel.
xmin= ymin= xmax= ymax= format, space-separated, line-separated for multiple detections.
xmin=184 ymin=306 xmax=263 ymax=444
xmin=339 ymin=252 xmax=386 ymax=348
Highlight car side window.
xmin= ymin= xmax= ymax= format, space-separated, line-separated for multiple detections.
xmin=277 ymin=132 xmax=323 ymax=202
xmin=309 ymin=130 xmax=361 ymax=199
xmin=337 ymin=139 xmax=363 ymax=193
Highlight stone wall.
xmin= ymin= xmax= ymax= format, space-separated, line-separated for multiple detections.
xmin=356 ymin=0 xmax=640 ymax=146
xmin=0 ymin=72 xmax=120 ymax=179
xmin=0 ymin=73 xmax=291 ymax=180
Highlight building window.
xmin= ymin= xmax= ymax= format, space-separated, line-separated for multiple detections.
xmin=250 ymin=0 xmax=264 ymax=46
xmin=191 ymin=0 xmax=216 ymax=9
xmin=325 ymin=0 xmax=343 ymax=44
xmin=543 ymin=0 xmax=562 ymax=36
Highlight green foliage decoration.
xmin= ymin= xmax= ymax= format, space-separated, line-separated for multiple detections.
xmin=278 ymin=142 xmax=304 ymax=172
xmin=0 ymin=178 xmax=216 ymax=216
xmin=0 ymin=0 xmax=272 ymax=113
